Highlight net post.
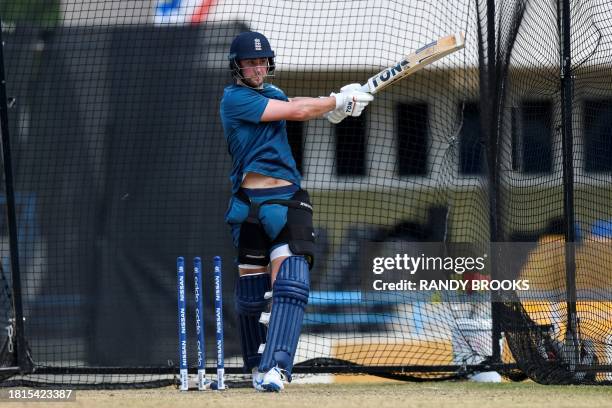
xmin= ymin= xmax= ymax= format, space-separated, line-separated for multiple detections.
xmin=484 ymin=0 xmax=503 ymax=365
xmin=557 ymin=0 xmax=579 ymax=370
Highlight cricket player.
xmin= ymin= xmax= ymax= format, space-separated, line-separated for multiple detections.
xmin=220 ymin=31 xmax=373 ymax=392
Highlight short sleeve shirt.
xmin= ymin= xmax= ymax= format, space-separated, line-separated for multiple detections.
xmin=220 ymin=83 xmax=301 ymax=194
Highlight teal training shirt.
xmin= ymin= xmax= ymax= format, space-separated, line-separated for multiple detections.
xmin=220 ymin=83 xmax=301 ymax=194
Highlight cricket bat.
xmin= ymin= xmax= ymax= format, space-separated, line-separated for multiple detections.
xmin=360 ymin=32 xmax=465 ymax=94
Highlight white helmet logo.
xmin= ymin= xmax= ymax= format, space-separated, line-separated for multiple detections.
xmin=254 ymin=38 xmax=262 ymax=51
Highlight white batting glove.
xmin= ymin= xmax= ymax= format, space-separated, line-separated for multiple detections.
xmin=331 ymin=83 xmax=374 ymax=118
xmin=339 ymin=83 xmax=363 ymax=92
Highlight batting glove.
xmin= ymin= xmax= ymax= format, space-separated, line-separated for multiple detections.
xmin=331 ymin=83 xmax=374 ymax=118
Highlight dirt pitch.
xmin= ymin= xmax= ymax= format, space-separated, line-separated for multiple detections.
xmin=8 ymin=381 xmax=611 ymax=408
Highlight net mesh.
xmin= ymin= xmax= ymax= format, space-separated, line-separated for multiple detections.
xmin=0 ymin=0 xmax=610 ymax=387
xmin=494 ymin=0 xmax=612 ymax=385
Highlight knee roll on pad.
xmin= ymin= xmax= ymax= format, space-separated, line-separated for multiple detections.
xmin=258 ymin=256 xmax=310 ymax=377
xmin=235 ymin=273 xmax=271 ymax=314
xmin=235 ymin=274 xmax=271 ymax=371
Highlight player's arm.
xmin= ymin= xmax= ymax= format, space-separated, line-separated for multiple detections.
xmin=260 ymin=85 xmax=374 ymax=123
xmin=260 ymin=97 xmax=336 ymax=122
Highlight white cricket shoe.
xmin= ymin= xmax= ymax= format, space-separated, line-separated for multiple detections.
xmin=469 ymin=371 xmax=502 ymax=383
xmin=252 ymin=368 xmax=265 ymax=391
xmin=260 ymin=366 xmax=285 ymax=392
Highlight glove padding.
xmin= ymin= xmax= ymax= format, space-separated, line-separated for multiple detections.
xmin=326 ymin=83 xmax=374 ymax=124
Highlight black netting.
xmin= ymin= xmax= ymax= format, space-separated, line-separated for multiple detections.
xmin=0 ymin=0 xmax=610 ymax=388
xmin=493 ymin=0 xmax=612 ymax=385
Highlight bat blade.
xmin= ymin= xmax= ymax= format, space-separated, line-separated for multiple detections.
xmin=360 ymin=32 xmax=465 ymax=94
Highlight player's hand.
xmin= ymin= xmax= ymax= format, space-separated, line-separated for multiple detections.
xmin=331 ymin=83 xmax=374 ymax=117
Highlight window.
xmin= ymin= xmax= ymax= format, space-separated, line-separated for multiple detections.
xmin=584 ymin=100 xmax=612 ymax=172
xmin=519 ymin=100 xmax=552 ymax=173
xmin=335 ymin=115 xmax=366 ymax=176
xmin=286 ymin=121 xmax=304 ymax=174
xmin=459 ymin=102 xmax=484 ymax=175
xmin=397 ymin=103 xmax=428 ymax=176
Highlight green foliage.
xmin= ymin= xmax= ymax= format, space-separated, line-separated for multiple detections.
xmin=1 ymin=0 xmax=60 ymax=26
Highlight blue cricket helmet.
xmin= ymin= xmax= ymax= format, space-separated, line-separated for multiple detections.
xmin=228 ymin=31 xmax=276 ymax=79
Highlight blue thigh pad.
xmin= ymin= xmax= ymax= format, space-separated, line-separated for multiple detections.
xmin=225 ymin=185 xmax=298 ymax=266
xmin=258 ymin=256 xmax=310 ymax=377
xmin=235 ymin=273 xmax=271 ymax=371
